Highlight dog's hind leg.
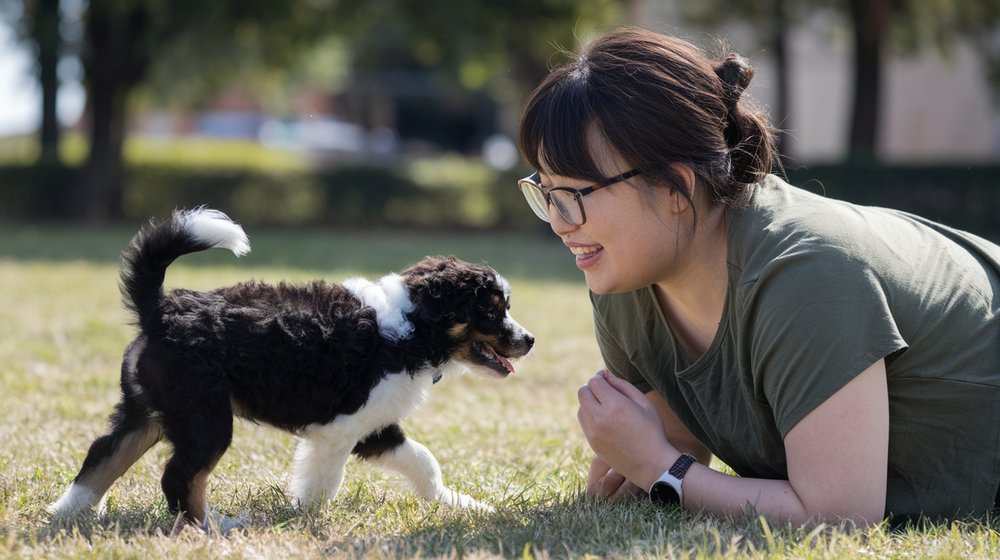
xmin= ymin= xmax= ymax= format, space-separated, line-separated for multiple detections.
xmin=353 ymin=423 xmax=492 ymax=511
xmin=49 ymin=400 xmax=162 ymax=517
xmin=49 ymin=339 xmax=163 ymax=518
xmin=290 ymin=434 xmax=353 ymax=508
xmin=158 ymin=392 xmax=233 ymax=528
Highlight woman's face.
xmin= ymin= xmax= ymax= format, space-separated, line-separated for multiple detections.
xmin=538 ymin=166 xmax=689 ymax=295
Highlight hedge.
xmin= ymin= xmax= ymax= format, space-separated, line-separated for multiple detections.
xmin=0 ymin=162 xmax=544 ymax=232
xmin=1 ymin=162 xmax=997 ymax=237
xmin=783 ymin=163 xmax=1000 ymax=239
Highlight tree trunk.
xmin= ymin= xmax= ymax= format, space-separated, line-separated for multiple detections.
xmin=32 ymin=0 xmax=62 ymax=164
xmin=79 ymin=72 xmax=128 ymax=223
xmin=771 ymin=0 xmax=791 ymax=159
xmin=77 ymin=1 xmax=150 ymax=223
xmin=847 ymin=0 xmax=892 ymax=161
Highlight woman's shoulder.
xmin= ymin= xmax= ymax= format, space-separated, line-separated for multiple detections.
xmin=726 ymin=176 xmax=873 ymax=280
xmin=735 ymin=175 xmax=878 ymax=248
xmin=734 ymin=174 xmax=1000 ymax=271
xmin=728 ymin=174 xmax=990 ymax=278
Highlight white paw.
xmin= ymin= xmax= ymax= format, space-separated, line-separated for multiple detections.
xmin=206 ymin=509 xmax=249 ymax=535
xmin=48 ymin=483 xmax=103 ymax=518
xmin=438 ymin=488 xmax=494 ymax=512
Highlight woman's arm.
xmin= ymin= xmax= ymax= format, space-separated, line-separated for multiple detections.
xmin=586 ymin=390 xmax=712 ymax=499
xmin=578 ymin=360 xmax=889 ymax=526
xmin=646 ymin=391 xmax=713 ymax=465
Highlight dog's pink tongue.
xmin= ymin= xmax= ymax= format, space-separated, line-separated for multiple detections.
xmin=498 ymin=354 xmax=514 ymax=374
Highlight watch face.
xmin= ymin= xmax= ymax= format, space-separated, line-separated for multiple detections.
xmin=649 ymin=481 xmax=680 ymax=505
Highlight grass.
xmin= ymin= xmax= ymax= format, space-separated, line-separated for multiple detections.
xmin=0 ymin=133 xmax=310 ymax=171
xmin=2 ymin=224 xmax=1000 ymax=558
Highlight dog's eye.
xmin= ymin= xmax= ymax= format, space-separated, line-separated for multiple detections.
xmin=486 ymin=310 xmax=498 ymax=321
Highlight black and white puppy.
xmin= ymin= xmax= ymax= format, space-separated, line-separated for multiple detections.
xmin=49 ymin=208 xmax=534 ymax=527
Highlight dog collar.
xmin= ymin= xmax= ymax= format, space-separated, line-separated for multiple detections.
xmin=432 ymin=372 xmax=442 ymax=384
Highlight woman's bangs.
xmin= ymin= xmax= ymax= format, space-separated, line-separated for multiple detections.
xmin=519 ymin=77 xmax=604 ymax=181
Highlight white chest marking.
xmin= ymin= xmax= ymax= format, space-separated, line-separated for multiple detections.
xmin=303 ymin=367 xmax=435 ymax=444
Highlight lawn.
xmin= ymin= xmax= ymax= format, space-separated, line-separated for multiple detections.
xmin=1 ymin=223 xmax=999 ymax=559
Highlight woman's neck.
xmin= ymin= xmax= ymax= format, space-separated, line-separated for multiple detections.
xmin=653 ymin=208 xmax=729 ymax=361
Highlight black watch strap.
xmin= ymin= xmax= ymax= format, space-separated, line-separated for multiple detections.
xmin=669 ymin=453 xmax=697 ymax=479
xmin=649 ymin=453 xmax=698 ymax=506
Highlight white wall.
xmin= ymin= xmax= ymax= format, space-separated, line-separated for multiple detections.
xmin=631 ymin=2 xmax=1000 ymax=163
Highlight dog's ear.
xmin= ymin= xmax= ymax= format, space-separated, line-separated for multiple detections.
xmin=402 ymin=256 xmax=489 ymax=324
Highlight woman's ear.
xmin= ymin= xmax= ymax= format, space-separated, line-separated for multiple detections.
xmin=668 ymin=163 xmax=698 ymax=214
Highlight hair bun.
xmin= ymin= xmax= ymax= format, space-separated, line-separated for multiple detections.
xmin=712 ymin=53 xmax=772 ymax=186
xmin=714 ymin=54 xmax=754 ymax=151
xmin=714 ymin=54 xmax=753 ymax=106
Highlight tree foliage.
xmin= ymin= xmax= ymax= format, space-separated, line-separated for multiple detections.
xmin=66 ymin=0 xmax=623 ymax=221
xmin=75 ymin=0 xmax=344 ymax=221
xmin=324 ymin=0 xmax=622 ymax=102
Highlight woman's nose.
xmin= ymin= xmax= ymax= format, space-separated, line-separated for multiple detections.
xmin=548 ymin=205 xmax=577 ymax=235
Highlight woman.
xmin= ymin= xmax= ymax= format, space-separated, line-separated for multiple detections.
xmin=516 ymin=26 xmax=1000 ymax=526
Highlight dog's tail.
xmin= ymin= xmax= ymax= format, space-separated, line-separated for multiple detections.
xmin=120 ymin=207 xmax=250 ymax=330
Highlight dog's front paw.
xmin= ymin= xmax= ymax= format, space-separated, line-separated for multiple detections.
xmin=206 ymin=510 xmax=249 ymax=535
xmin=437 ymin=488 xmax=494 ymax=512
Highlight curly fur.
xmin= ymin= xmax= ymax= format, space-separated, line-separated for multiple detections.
xmin=49 ymin=208 xmax=534 ymax=529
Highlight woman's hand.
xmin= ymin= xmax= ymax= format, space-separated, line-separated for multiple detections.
xmin=585 ymin=455 xmax=644 ymax=501
xmin=577 ymin=370 xmax=676 ymax=490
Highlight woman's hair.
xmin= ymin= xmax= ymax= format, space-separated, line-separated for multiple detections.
xmin=518 ymin=26 xmax=776 ymax=209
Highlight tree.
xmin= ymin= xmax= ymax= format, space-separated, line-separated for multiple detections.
xmin=2 ymin=0 xmax=63 ymax=163
xmin=324 ymin=0 xmax=624 ymax=113
xmin=29 ymin=0 xmax=60 ymax=163
xmin=846 ymin=0 xmax=1000 ymax=160
xmin=76 ymin=0 xmax=341 ymax=222
xmin=846 ymin=0 xmax=892 ymax=161
xmin=73 ymin=0 xmax=622 ymax=222
xmin=11 ymin=0 xmax=622 ymax=221
xmin=682 ymin=0 xmax=1000 ymax=162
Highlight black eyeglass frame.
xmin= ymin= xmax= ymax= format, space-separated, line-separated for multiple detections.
xmin=517 ymin=168 xmax=642 ymax=225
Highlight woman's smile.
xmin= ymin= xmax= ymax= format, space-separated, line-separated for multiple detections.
xmin=569 ymin=244 xmax=604 ymax=268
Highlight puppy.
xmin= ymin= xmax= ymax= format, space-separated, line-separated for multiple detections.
xmin=49 ymin=208 xmax=534 ymax=527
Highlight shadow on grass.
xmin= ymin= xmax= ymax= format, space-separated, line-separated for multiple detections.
xmin=36 ymin=492 xmax=731 ymax=558
xmin=35 ymin=489 xmax=1000 ymax=558
xmin=0 ymin=224 xmax=583 ymax=283
xmin=325 ymin=494 xmax=757 ymax=558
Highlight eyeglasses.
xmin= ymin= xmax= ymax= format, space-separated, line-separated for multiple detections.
xmin=517 ymin=169 xmax=642 ymax=226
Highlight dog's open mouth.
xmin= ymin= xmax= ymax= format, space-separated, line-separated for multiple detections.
xmin=471 ymin=341 xmax=515 ymax=375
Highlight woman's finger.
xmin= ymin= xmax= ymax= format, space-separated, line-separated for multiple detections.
xmin=603 ymin=370 xmax=647 ymax=402
xmin=608 ymin=478 xmax=643 ymax=502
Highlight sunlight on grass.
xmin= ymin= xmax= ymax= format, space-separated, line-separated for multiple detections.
xmin=2 ymin=227 xmax=999 ymax=559
xmin=0 ymin=133 xmax=309 ymax=171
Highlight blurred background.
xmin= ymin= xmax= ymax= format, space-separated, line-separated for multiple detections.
xmin=0 ymin=0 xmax=998 ymax=236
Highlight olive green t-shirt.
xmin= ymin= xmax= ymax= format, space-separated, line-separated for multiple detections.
xmin=592 ymin=174 xmax=1000 ymax=520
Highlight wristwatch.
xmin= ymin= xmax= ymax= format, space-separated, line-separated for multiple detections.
xmin=649 ymin=453 xmax=697 ymax=506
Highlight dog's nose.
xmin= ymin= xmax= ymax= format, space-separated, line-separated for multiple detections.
xmin=523 ymin=333 xmax=535 ymax=348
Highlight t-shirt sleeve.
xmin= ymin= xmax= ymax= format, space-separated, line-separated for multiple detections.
xmin=745 ymin=248 xmax=907 ymax=437
xmin=591 ymin=291 xmax=654 ymax=394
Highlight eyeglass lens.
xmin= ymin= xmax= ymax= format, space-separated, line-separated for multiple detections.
xmin=519 ymin=180 xmax=587 ymax=225
xmin=549 ymin=190 xmax=582 ymax=224
xmin=519 ymin=181 xmax=550 ymax=221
